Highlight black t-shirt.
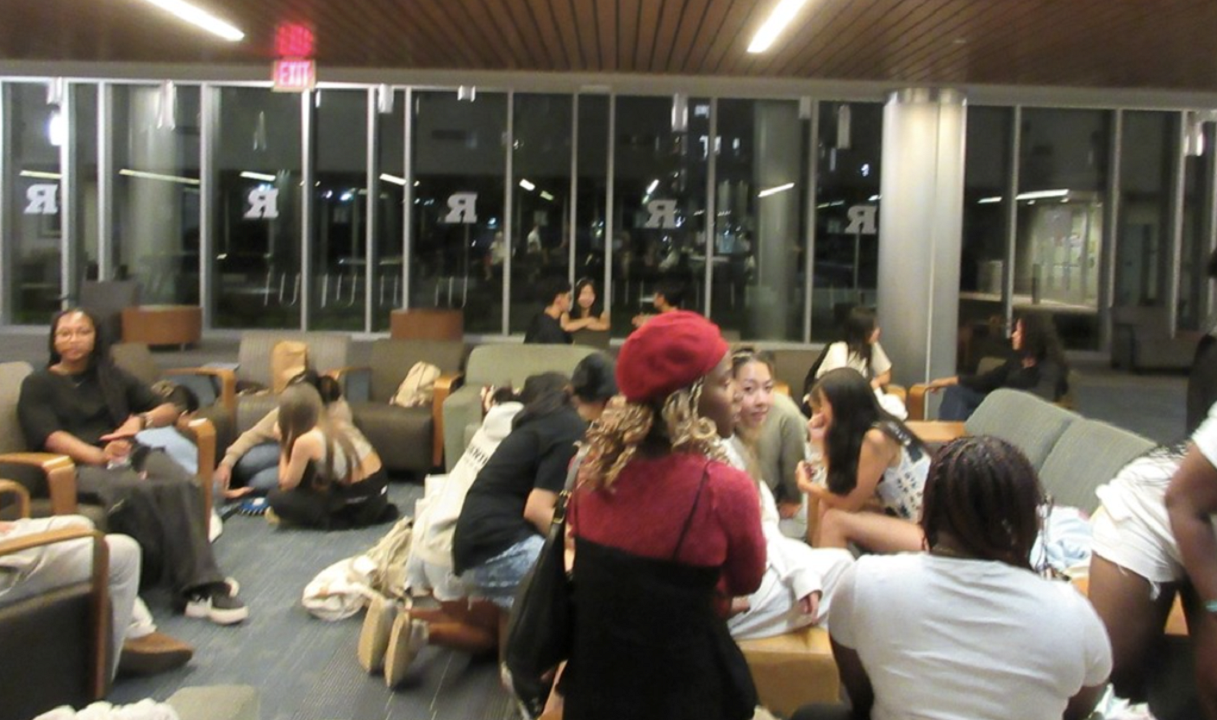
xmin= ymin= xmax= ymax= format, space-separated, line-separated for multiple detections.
xmin=523 ymin=312 xmax=571 ymax=344
xmin=18 ymin=365 xmax=160 ymax=450
xmin=452 ymin=406 xmax=586 ymax=574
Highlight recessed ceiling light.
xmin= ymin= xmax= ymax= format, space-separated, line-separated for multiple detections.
xmin=139 ymin=0 xmax=245 ymax=42
xmin=748 ymin=0 xmax=811 ymax=54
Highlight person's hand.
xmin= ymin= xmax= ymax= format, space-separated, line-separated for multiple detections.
xmin=778 ymin=500 xmax=801 ymax=519
xmin=728 ymin=596 xmax=751 ymax=618
xmin=0 ymin=521 xmax=14 ymax=533
xmin=925 ymin=378 xmax=951 ymax=393
xmin=100 ymin=415 xmax=142 ymax=442
xmin=213 ymin=464 xmax=232 ymax=490
xmin=102 ymin=439 xmax=132 ymax=465
xmin=799 ymin=591 xmax=823 ymax=623
xmin=796 ymin=460 xmax=816 ymax=493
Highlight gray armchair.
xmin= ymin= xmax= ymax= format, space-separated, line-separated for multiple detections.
xmin=442 ymin=343 xmax=597 ymax=471
xmin=79 ymin=280 xmax=141 ymax=345
xmin=336 ymin=339 xmax=466 ymax=474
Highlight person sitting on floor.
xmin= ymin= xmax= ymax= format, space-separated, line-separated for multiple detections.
xmin=797 ymin=368 xmax=928 ymax=553
xmin=792 ymin=436 xmax=1112 ymax=720
xmin=266 ymin=383 xmax=392 ymax=530
xmin=924 ymin=313 xmax=1069 ymax=421
xmin=1 ymin=516 xmax=193 ymax=678
xmin=376 ymin=372 xmax=584 ymax=688
xmin=213 ymin=370 xmax=353 ymax=500
xmin=523 ymin=277 xmax=574 ymax=345
xmin=359 ymin=385 xmax=523 ymax=678
xmin=17 ymin=308 xmax=247 ymax=625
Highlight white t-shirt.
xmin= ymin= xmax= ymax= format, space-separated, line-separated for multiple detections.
xmin=1193 ymin=402 xmax=1217 ymax=467
xmin=816 ymin=341 xmax=892 ymax=381
xmin=830 ymin=554 xmax=1112 ymax=720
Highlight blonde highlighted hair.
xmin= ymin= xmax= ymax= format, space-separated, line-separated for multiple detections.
xmin=577 ymin=379 xmax=728 ymax=490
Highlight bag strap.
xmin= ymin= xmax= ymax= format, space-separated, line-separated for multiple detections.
xmin=671 ymin=462 xmax=711 ymax=562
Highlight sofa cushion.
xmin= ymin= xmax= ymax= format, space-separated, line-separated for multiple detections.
xmin=351 ymin=402 xmax=434 ymax=473
xmin=464 ymin=343 xmax=597 ymax=387
xmin=965 ymin=389 xmax=1078 ymax=471
xmin=1038 ymin=419 xmax=1156 ymax=513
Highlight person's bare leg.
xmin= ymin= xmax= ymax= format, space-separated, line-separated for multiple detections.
xmin=412 ymin=599 xmax=499 ymax=654
xmin=1180 ymin=585 xmax=1217 ymax=719
xmin=1087 ymin=555 xmax=1176 ymax=701
xmin=818 ymin=509 xmax=923 ymax=553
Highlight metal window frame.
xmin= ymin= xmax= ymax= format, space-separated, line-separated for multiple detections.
xmin=803 ymin=100 xmax=819 ymax=343
xmin=0 ymin=83 xmax=9 ymax=324
xmin=1169 ymin=111 xmax=1187 ymax=336
xmin=365 ymin=87 xmax=378 ymax=333
xmin=97 ymin=82 xmax=113 ymax=281
xmin=1100 ymin=110 xmax=1122 ymax=353
xmin=1002 ymin=106 xmax=1022 ymax=328
xmin=300 ymin=90 xmax=314 ymax=330
xmin=503 ymin=90 xmax=515 ymax=336
xmin=199 ymin=84 xmax=216 ymax=328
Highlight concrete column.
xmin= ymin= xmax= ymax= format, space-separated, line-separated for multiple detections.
xmin=750 ymin=100 xmax=801 ymax=339
xmin=877 ymin=88 xmax=967 ymax=387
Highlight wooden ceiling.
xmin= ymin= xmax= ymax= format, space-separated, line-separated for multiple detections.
xmin=4 ymin=0 xmax=1217 ymax=92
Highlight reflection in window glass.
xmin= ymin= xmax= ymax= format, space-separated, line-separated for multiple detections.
xmin=112 ymin=84 xmax=201 ymax=305
xmin=959 ymin=106 xmax=1013 ymax=368
xmin=1115 ymin=112 xmax=1174 ymax=311
xmin=311 ymin=90 xmax=368 ymax=330
xmin=814 ymin=102 xmax=882 ymax=341
xmin=372 ymin=90 xmax=405 ymax=332
xmin=1180 ymin=122 xmax=1214 ymax=331
xmin=213 ymin=88 xmax=302 ymax=329
xmin=510 ymin=94 xmax=572 ymax=334
xmin=7 ymin=82 xmax=62 ymax=323
xmin=411 ymin=91 xmax=507 ymax=334
xmin=574 ymin=95 xmax=610 ymax=329
xmin=711 ymin=99 xmax=807 ymax=341
xmin=612 ymin=95 xmax=708 ymax=335
xmin=1017 ymin=109 xmax=1109 ymax=349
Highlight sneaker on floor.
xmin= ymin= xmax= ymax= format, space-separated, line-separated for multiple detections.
xmin=184 ymin=580 xmax=248 ymax=625
xmin=357 ymin=594 xmax=398 ymax=673
xmin=384 ymin=612 xmax=428 ymax=687
xmin=118 ymin=631 xmax=194 ymax=676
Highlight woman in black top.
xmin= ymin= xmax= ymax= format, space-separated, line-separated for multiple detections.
xmin=17 ymin=309 xmax=247 ymax=625
xmin=925 ymin=313 xmax=1069 ymax=421
xmin=381 ymin=373 xmax=586 ymax=685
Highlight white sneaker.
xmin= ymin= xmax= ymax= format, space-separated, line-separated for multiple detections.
xmin=384 ymin=612 xmax=428 ymax=687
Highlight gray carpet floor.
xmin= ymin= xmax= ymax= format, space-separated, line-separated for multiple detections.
xmin=107 ymin=482 xmax=517 ymax=720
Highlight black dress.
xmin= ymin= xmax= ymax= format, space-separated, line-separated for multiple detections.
xmin=562 ymin=537 xmax=757 ymax=720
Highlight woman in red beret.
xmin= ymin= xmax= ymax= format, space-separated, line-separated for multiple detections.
xmin=560 ymin=311 xmax=767 ymax=720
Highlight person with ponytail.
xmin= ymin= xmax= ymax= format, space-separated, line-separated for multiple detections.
xmin=561 ymin=311 xmax=765 ymax=720
xmin=793 ymin=436 xmax=1111 ymax=720
xmin=17 ymin=308 xmax=247 ymax=625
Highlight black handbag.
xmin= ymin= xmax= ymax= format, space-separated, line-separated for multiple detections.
xmin=504 ymin=488 xmax=573 ymax=717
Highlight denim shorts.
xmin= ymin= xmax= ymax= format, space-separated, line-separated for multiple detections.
xmin=461 ymin=534 xmax=545 ymax=610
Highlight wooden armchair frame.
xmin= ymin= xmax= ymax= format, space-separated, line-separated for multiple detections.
xmin=0 ymin=480 xmax=110 ymax=704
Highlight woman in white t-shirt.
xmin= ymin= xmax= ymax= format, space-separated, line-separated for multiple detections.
xmin=814 ymin=307 xmax=892 ymax=390
xmin=793 ymin=436 xmax=1112 ymax=720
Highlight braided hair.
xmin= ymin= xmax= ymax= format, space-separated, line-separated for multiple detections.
xmin=577 ymin=380 xmax=727 ymax=491
xmin=919 ymin=436 xmax=1043 ymax=570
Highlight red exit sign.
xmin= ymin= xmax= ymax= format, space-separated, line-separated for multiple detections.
xmin=273 ymin=59 xmax=315 ymax=92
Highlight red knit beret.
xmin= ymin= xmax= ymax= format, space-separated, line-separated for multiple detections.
xmin=616 ymin=311 xmax=730 ymax=403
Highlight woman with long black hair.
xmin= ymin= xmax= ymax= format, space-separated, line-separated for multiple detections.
xmin=17 ymin=308 xmax=246 ymax=625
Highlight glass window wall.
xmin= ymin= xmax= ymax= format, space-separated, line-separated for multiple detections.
xmin=71 ymin=84 xmax=99 ymax=292
xmin=311 ymin=89 xmax=368 ymax=331
xmin=112 ymin=84 xmax=201 ymax=305
xmin=573 ymin=94 xmax=611 ymax=326
xmin=1180 ymin=122 xmax=1216 ymax=331
xmin=611 ymin=95 xmax=709 ymax=333
xmin=1115 ymin=111 xmax=1175 ymax=310
xmin=1016 ymin=108 xmax=1110 ymax=349
xmin=510 ymin=94 xmax=573 ymax=334
xmin=212 ymin=87 xmax=303 ymax=329
xmin=710 ymin=98 xmax=808 ymax=341
xmin=410 ymin=90 xmax=507 ymax=334
xmin=813 ymin=102 xmax=882 ymax=340
xmin=7 ymin=82 xmax=62 ymax=324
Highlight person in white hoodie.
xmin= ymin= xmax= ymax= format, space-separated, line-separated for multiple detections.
xmin=359 ymin=385 xmax=524 ymax=678
xmin=726 ymin=348 xmax=854 ymax=640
